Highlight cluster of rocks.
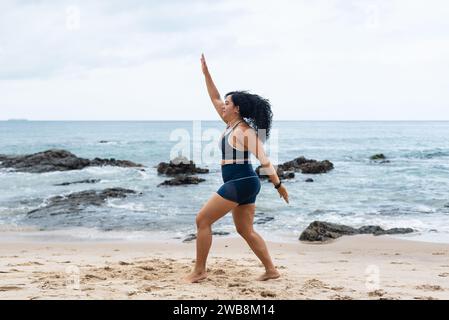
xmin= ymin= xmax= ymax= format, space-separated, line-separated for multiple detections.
xmin=299 ymin=221 xmax=414 ymax=242
xmin=158 ymin=175 xmax=205 ymax=186
xmin=27 ymin=188 xmax=139 ymax=217
xmin=156 ymin=156 xmax=209 ymax=187
xmin=4 ymin=148 xmax=409 ymax=243
xmin=255 ymin=156 xmax=334 ymax=180
xmin=0 ymin=149 xmax=145 ymax=173
xmin=0 ymin=149 xmax=145 ymax=217
xmin=180 ymin=218 xmax=413 ymax=244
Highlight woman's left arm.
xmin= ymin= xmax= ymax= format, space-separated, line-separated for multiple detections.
xmin=238 ymin=128 xmax=289 ymax=204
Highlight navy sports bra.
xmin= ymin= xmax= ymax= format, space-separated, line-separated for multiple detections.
xmin=219 ymin=120 xmax=251 ymax=163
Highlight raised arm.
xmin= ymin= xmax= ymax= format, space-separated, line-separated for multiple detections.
xmin=237 ymin=127 xmax=289 ymax=204
xmin=200 ymin=53 xmax=226 ymax=123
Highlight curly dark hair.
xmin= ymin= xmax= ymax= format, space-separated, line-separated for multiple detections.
xmin=224 ymin=90 xmax=273 ymax=142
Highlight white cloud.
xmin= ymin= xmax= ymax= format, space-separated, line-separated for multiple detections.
xmin=0 ymin=0 xmax=448 ymax=120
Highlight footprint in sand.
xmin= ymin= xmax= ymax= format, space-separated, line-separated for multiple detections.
xmin=0 ymin=286 xmax=22 ymax=291
xmin=302 ymin=279 xmax=330 ymax=290
xmin=415 ymin=284 xmax=444 ymax=291
xmin=228 ymin=283 xmax=240 ymax=287
xmin=414 ymin=296 xmax=438 ymax=300
xmin=84 ymin=274 xmax=107 ymax=281
xmin=139 ymin=265 xmax=155 ymax=271
xmin=240 ymin=288 xmax=255 ymax=294
xmin=260 ymin=290 xmax=276 ymax=298
xmin=368 ymin=289 xmax=386 ymax=297
xmin=330 ymin=294 xmax=353 ymax=300
xmin=390 ymin=261 xmax=411 ymax=265
xmin=212 ymin=269 xmax=226 ymax=275
xmin=11 ymin=261 xmax=44 ymax=267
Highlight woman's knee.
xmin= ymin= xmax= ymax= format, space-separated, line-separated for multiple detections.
xmin=236 ymin=226 xmax=254 ymax=238
xmin=195 ymin=214 xmax=211 ymax=229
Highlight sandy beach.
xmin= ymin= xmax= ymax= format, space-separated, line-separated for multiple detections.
xmin=0 ymin=234 xmax=448 ymax=300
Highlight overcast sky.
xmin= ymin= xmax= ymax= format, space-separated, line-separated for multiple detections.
xmin=1 ymin=0 xmax=448 ymax=120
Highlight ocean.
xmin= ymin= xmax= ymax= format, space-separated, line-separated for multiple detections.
xmin=1 ymin=120 xmax=449 ymax=243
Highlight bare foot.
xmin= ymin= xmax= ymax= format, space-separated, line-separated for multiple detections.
xmin=257 ymin=269 xmax=281 ymax=281
xmin=183 ymin=271 xmax=208 ymax=283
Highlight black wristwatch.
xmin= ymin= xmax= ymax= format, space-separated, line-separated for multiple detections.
xmin=274 ymin=181 xmax=282 ymax=189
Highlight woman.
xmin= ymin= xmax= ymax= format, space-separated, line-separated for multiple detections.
xmin=183 ymin=54 xmax=289 ymax=283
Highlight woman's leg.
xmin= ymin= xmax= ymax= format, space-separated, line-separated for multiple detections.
xmin=232 ymin=203 xmax=280 ymax=281
xmin=183 ymin=192 xmax=238 ymax=283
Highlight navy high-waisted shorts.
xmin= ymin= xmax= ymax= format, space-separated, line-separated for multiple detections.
xmin=216 ymin=163 xmax=261 ymax=206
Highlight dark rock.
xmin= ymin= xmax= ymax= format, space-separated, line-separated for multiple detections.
xmin=89 ymin=157 xmax=143 ymax=168
xmin=156 ymin=156 xmax=209 ymax=176
xmin=157 ymin=175 xmax=206 ymax=187
xmin=357 ymin=225 xmax=385 ymax=234
xmin=183 ymin=231 xmax=230 ymax=242
xmin=27 ymin=187 xmax=138 ymax=217
xmin=305 ymin=178 xmax=314 ymax=182
xmin=280 ymin=156 xmax=334 ymax=173
xmin=255 ymin=156 xmax=333 ymax=180
xmin=373 ymin=227 xmax=414 ymax=235
xmin=254 ymin=216 xmax=274 ymax=224
xmin=299 ymin=221 xmax=358 ymax=242
xmin=370 ymin=153 xmax=386 ymax=160
xmin=0 ymin=149 xmax=144 ymax=173
xmin=299 ymin=221 xmax=414 ymax=242
xmin=256 ymin=166 xmax=295 ymax=180
xmin=54 ymin=179 xmax=101 ymax=186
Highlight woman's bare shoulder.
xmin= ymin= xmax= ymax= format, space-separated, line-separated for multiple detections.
xmin=237 ymin=121 xmax=252 ymax=132
xmin=235 ymin=122 xmax=256 ymax=139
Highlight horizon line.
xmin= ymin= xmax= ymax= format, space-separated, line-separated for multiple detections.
xmin=2 ymin=119 xmax=449 ymax=122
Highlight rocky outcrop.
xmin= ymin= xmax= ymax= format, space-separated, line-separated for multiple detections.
xmin=256 ymin=156 xmax=334 ymax=180
xmin=299 ymin=221 xmax=414 ymax=242
xmin=255 ymin=165 xmax=295 ymax=180
xmin=254 ymin=212 xmax=275 ymax=225
xmin=281 ymin=156 xmax=334 ymax=174
xmin=157 ymin=175 xmax=206 ymax=187
xmin=54 ymin=179 xmax=101 ymax=186
xmin=370 ymin=153 xmax=386 ymax=160
xmin=370 ymin=153 xmax=390 ymax=163
xmin=27 ymin=188 xmax=139 ymax=217
xmin=156 ymin=156 xmax=208 ymax=186
xmin=183 ymin=231 xmax=230 ymax=242
xmin=156 ymin=156 xmax=209 ymax=176
xmin=0 ymin=149 xmax=144 ymax=173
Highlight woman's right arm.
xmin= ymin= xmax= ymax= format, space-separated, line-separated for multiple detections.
xmin=201 ymin=54 xmax=226 ymax=123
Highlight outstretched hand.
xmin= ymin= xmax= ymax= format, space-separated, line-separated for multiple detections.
xmin=200 ymin=53 xmax=208 ymax=75
xmin=277 ymin=184 xmax=289 ymax=204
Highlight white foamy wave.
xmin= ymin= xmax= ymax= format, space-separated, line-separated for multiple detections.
xmin=0 ymin=224 xmax=39 ymax=232
xmin=105 ymin=200 xmax=147 ymax=212
xmin=0 ymin=205 xmax=36 ymax=216
xmin=0 ymin=227 xmax=177 ymax=242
